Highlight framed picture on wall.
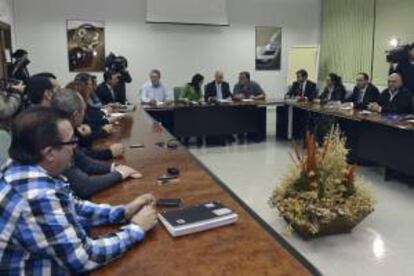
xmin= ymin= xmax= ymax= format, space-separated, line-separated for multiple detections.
xmin=255 ymin=26 xmax=282 ymax=71
xmin=67 ymin=19 xmax=105 ymax=72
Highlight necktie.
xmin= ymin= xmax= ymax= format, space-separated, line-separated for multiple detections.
xmin=358 ymin=90 xmax=364 ymax=103
xmin=298 ymin=84 xmax=304 ymax=97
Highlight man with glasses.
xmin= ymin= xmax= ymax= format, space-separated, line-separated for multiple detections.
xmin=0 ymin=107 xmax=158 ymax=274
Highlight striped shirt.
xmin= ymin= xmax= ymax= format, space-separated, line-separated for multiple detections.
xmin=0 ymin=160 xmax=144 ymax=275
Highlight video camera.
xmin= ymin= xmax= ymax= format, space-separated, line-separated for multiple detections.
xmin=105 ymin=52 xmax=128 ymax=73
xmin=386 ymin=43 xmax=414 ymax=64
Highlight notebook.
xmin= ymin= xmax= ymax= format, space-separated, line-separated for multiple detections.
xmin=158 ymin=201 xmax=238 ymax=237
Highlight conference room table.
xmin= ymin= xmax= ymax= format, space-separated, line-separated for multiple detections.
xmin=143 ymin=99 xmax=284 ymax=140
xmin=277 ymin=100 xmax=414 ymax=179
xmin=90 ymin=105 xmax=319 ymax=275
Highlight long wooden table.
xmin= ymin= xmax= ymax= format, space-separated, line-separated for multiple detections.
xmin=278 ymin=101 xmax=414 ymax=178
xmin=90 ymin=106 xmax=319 ymax=275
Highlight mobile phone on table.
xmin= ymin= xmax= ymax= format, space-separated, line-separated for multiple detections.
xmin=157 ymin=198 xmax=182 ymax=207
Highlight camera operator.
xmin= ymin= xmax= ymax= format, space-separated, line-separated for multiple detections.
xmin=389 ymin=44 xmax=414 ymax=92
xmin=105 ymin=53 xmax=131 ymax=104
xmin=0 ymin=81 xmax=26 ymax=131
xmin=0 ymin=81 xmax=26 ymax=163
xmin=10 ymin=49 xmax=30 ymax=85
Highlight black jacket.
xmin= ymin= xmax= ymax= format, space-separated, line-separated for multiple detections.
xmin=204 ymin=81 xmax=232 ymax=101
xmin=114 ymin=70 xmax=132 ymax=104
xmin=96 ymin=82 xmax=117 ymax=105
xmin=378 ymin=87 xmax=413 ymax=114
xmin=319 ymin=86 xmax=347 ymax=102
xmin=11 ymin=63 xmax=30 ymax=85
xmin=347 ymin=83 xmax=380 ymax=109
xmin=63 ymin=148 xmax=122 ymax=199
xmin=394 ymin=61 xmax=414 ymax=92
xmin=286 ymin=80 xmax=317 ymax=101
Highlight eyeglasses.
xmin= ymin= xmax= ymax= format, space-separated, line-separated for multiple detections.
xmin=55 ymin=137 xmax=79 ymax=147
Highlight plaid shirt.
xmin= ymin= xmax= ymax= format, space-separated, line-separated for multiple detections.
xmin=0 ymin=160 xmax=145 ymax=275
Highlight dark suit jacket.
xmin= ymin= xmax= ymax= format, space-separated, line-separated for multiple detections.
xmin=347 ymin=83 xmax=380 ymax=109
xmin=63 ymin=148 xmax=122 ymax=199
xmin=394 ymin=61 xmax=414 ymax=92
xmin=378 ymin=87 xmax=413 ymax=114
xmin=319 ymin=85 xmax=347 ymax=102
xmin=204 ymin=81 xmax=232 ymax=101
xmin=96 ymin=82 xmax=117 ymax=105
xmin=12 ymin=66 xmax=30 ymax=85
xmin=286 ymin=80 xmax=317 ymax=101
xmin=114 ymin=70 xmax=132 ymax=104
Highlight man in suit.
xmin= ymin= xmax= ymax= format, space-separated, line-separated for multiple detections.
xmin=204 ymin=71 xmax=233 ymax=145
xmin=204 ymin=71 xmax=232 ymax=102
xmin=96 ymin=71 xmax=121 ymax=105
xmin=368 ymin=73 xmax=413 ymax=114
xmin=286 ymin=69 xmax=317 ymax=101
xmin=347 ymin=72 xmax=380 ymax=109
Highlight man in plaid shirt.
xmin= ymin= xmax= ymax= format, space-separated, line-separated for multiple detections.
xmin=0 ymin=107 xmax=158 ymax=274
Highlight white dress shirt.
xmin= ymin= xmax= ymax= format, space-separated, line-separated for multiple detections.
xmin=357 ymin=86 xmax=368 ymax=104
xmin=141 ymin=81 xmax=172 ymax=103
xmin=215 ymin=82 xmax=223 ymax=100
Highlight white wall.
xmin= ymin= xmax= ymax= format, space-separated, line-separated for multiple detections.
xmin=0 ymin=0 xmax=14 ymax=44
xmin=13 ymin=0 xmax=321 ymax=102
xmin=0 ymin=0 xmax=13 ymax=26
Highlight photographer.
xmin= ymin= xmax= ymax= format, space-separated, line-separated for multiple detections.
xmin=0 ymin=82 xmax=26 ymax=130
xmin=389 ymin=44 xmax=414 ymax=92
xmin=105 ymin=53 xmax=131 ymax=104
xmin=0 ymin=82 xmax=25 ymax=164
xmin=10 ymin=49 xmax=30 ymax=85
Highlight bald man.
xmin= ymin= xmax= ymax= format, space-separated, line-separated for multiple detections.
xmin=204 ymin=71 xmax=232 ymax=102
xmin=368 ymin=73 xmax=413 ymax=114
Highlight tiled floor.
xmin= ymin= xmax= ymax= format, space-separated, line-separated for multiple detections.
xmin=190 ymin=108 xmax=414 ymax=276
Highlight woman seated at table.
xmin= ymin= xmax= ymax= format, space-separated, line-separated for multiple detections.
xmin=179 ymin=73 xmax=204 ymax=103
xmin=179 ymin=73 xmax=205 ymax=147
xmin=319 ymin=73 xmax=347 ymax=103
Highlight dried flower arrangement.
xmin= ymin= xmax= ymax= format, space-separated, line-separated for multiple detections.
xmin=269 ymin=127 xmax=375 ymax=239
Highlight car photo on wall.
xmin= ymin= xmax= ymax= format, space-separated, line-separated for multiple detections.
xmin=256 ymin=26 xmax=282 ymax=71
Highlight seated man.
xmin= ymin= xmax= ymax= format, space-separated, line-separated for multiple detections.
xmin=0 ymin=107 xmax=158 ymax=273
xmin=204 ymin=71 xmax=234 ymax=145
xmin=233 ymin=72 xmax=266 ymax=143
xmin=26 ymin=75 xmax=54 ymax=107
xmin=368 ymin=73 xmax=413 ymax=114
xmin=32 ymin=72 xmax=61 ymax=92
xmin=233 ymin=71 xmax=266 ymax=101
xmin=141 ymin=69 xmax=172 ymax=104
xmin=347 ymin=72 xmax=380 ymax=110
xmin=285 ymin=69 xmax=317 ymax=101
xmin=51 ymin=88 xmax=142 ymax=199
xmin=204 ymin=71 xmax=232 ymax=102
xmin=96 ymin=71 xmax=121 ymax=105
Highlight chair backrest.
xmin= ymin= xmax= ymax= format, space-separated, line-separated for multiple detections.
xmin=0 ymin=130 xmax=11 ymax=166
xmin=173 ymin=87 xmax=184 ymax=101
